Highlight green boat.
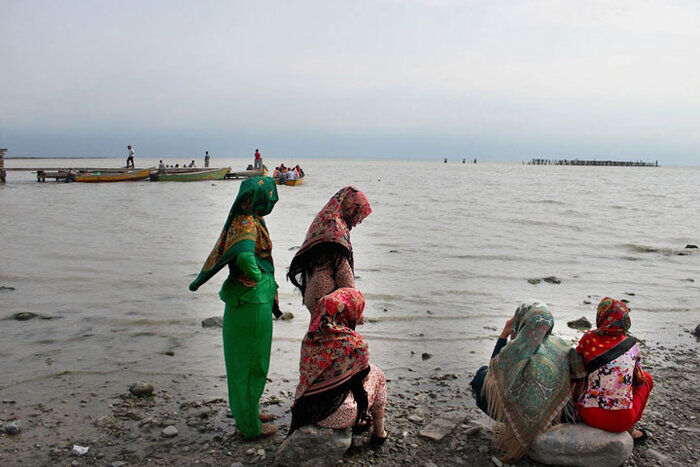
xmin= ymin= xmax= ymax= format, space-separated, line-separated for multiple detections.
xmin=151 ymin=167 xmax=231 ymax=181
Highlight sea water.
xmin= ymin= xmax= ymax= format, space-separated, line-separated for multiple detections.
xmin=1 ymin=158 xmax=698 ymax=389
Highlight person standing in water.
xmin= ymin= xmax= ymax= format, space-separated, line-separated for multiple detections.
xmin=254 ymin=149 xmax=262 ymax=171
xmin=205 ymin=150 xmax=210 ymax=168
xmin=189 ymin=176 xmax=280 ymax=438
xmin=126 ymin=145 xmax=135 ymax=169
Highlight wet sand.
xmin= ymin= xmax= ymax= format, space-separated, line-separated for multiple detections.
xmin=1 ymin=331 xmax=697 ymax=466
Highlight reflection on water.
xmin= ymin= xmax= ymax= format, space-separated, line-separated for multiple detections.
xmin=1 ymin=158 xmax=698 ymax=388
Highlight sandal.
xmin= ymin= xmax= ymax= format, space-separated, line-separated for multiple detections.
xmin=632 ymin=428 xmax=648 ymax=446
xmin=370 ymin=430 xmax=388 ymax=447
xmin=352 ymin=416 xmax=373 ymax=434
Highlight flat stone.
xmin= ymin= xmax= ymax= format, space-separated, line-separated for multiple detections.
xmin=527 ymin=278 xmax=542 ymax=284
xmin=418 ymin=411 xmax=469 ymax=441
xmin=129 ymin=382 xmax=155 ymax=397
xmin=0 ymin=286 xmax=16 ymax=292
xmin=567 ymin=317 xmax=592 ymax=331
xmin=161 ymin=425 xmax=179 ymax=438
xmin=278 ymin=312 xmax=294 ymax=320
xmin=543 ymin=276 xmax=562 ymax=284
xmin=202 ymin=316 xmax=224 ymax=328
xmin=421 ymin=353 xmax=433 ymax=361
xmin=685 ymin=244 xmax=698 ymax=249
xmin=529 ymin=424 xmax=633 ymax=467
xmin=11 ymin=312 xmax=38 ymax=321
xmin=275 ymin=425 xmax=351 ymax=466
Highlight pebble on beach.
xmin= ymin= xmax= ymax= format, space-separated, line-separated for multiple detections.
xmin=0 ymin=285 xmax=16 ymax=292
xmin=129 ymin=382 xmax=155 ymax=397
xmin=4 ymin=421 xmax=21 ymax=435
xmin=278 ymin=312 xmax=294 ymax=320
xmin=421 ymin=353 xmax=433 ymax=361
xmin=161 ymin=425 xmax=179 ymax=438
xmin=201 ymin=316 xmax=223 ymax=328
xmin=11 ymin=312 xmax=38 ymax=321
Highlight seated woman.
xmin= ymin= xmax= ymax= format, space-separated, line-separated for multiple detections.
xmin=290 ymin=288 xmax=387 ymax=446
xmin=576 ymin=297 xmax=652 ymax=444
xmin=469 ymin=301 xmax=585 ymax=461
xmin=288 ymin=186 xmax=372 ymax=317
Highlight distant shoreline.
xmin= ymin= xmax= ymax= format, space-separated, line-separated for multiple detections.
xmin=6 ymin=156 xmax=113 ymax=160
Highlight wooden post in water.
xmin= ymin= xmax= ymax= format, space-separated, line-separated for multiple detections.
xmin=0 ymin=148 xmax=7 ymax=183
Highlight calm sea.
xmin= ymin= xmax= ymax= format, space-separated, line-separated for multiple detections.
xmin=1 ymin=158 xmax=698 ymax=389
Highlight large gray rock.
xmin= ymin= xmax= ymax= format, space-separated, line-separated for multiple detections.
xmin=275 ymin=425 xmax=351 ymax=467
xmin=529 ymin=424 xmax=633 ymax=467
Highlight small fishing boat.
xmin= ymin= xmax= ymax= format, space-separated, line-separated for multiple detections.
xmin=75 ymin=169 xmax=151 ymax=183
xmin=151 ymin=167 xmax=230 ymax=181
xmin=284 ymin=176 xmax=304 ymax=186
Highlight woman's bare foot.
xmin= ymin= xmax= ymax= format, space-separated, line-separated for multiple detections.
xmin=259 ymin=412 xmax=276 ymax=423
xmin=258 ymin=423 xmax=278 ymax=438
xmin=630 ymin=428 xmax=643 ymax=438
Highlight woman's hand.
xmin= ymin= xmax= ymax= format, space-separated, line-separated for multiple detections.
xmin=499 ymin=318 xmax=514 ymax=339
xmin=238 ymin=276 xmax=258 ymax=288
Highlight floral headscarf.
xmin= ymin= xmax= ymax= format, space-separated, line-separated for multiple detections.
xmin=189 ymin=177 xmax=278 ymax=291
xmin=294 ymin=288 xmax=369 ymax=400
xmin=292 ymin=186 xmax=371 ymax=265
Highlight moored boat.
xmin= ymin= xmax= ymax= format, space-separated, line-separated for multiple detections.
xmin=75 ymin=169 xmax=151 ymax=183
xmin=151 ymin=167 xmax=231 ymax=181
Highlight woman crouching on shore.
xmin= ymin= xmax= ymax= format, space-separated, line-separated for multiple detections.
xmin=289 ymin=288 xmax=388 ymax=446
xmin=576 ymin=297 xmax=653 ymax=444
xmin=469 ymin=301 xmax=586 ymax=461
xmin=189 ymin=177 xmax=280 ymax=438
xmin=287 ymin=186 xmax=372 ymax=317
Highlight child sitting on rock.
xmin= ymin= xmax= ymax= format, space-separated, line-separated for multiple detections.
xmin=575 ymin=297 xmax=653 ymax=445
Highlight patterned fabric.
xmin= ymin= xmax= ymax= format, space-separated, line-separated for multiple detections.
xmin=483 ymin=301 xmax=580 ymax=461
xmin=189 ymin=177 xmax=278 ymax=290
xmin=303 ymin=259 xmax=355 ymax=315
xmin=577 ymin=297 xmax=644 ymax=382
xmin=295 ymin=288 xmax=369 ymax=400
xmin=292 ymin=186 xmax=372 ymax=265
xmin=579 ymin=344 xmax=639 ymax=410
xmin=317 ymin=364 xmax=387 ymax=429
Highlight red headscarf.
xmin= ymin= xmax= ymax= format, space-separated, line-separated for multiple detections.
xmin=293 ymin=186 xmax=372 ymax=260
xmin=577 ymin=297 xmax=631 ymax=363
xmin=294 ymin=288 xmax=369 ymax=400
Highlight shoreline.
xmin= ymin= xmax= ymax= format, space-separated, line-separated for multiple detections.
xmin=1 ymin=335 xmax=697 ymax=466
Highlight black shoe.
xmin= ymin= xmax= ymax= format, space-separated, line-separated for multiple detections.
xmin=633 ymin=428 xmax=648 ymax=446
xmin=370 ymin=431 xmax=388 ymax=447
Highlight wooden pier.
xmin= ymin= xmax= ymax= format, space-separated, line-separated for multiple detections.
xmin=528 ymin=158 xmax=658 ymax=167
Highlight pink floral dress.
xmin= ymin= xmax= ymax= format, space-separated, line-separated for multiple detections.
xmin=579 ymin=344 xmax=640 ymax=410
xmin=316 ymin=364 xmax=387 ymax=429
xmin=303 ymin=259 xmax=355 ymax=316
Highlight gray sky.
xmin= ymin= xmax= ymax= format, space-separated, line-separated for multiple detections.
xmin=1 ymin=0 xmax=699 ymax=163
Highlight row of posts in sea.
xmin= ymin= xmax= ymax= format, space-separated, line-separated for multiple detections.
xmin=527 ymin=158 xmax=658 ymax=167
xmin=443 ymin=158 xmax=477 ymax=163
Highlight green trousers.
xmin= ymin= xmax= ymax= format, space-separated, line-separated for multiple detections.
xmin=222 ymin=299 xmax=273 ymax=437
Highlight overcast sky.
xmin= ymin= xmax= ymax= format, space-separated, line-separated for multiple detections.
xmin=1 ymin=0 xmax=699 ymax=163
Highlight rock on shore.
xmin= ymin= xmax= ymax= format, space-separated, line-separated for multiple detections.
xmin=275 ymin=426 xmax=351 ymax=466
xmin=529 ymin=424 xmax=633 ymax=467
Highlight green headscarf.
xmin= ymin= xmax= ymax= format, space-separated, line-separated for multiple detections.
xmin=484 ymin=301 xmax=583 ymax=461
xmin=189 ymin=176 xmax=278 ymax=291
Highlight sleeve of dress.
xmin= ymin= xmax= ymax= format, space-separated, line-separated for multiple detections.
xmin=334 ymin=258 xmax=355 ymax=288
xmin=236 ymin=251 xmax=262 ymax=283
xmin=633 ymin=347 xmax=646 ymax=386
xmin=490 ymin=338 xmax=508 ymax=359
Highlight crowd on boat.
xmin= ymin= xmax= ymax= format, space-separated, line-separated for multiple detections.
xmin=189 ymin=179 xmax=653 ymax=462
xmin=158 ymin=160 xmax=198 ymax=171
xmin=272 ymin=164 xmax=304 ymax=182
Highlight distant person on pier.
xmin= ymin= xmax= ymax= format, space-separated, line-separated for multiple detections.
xmin=462 ymin=158 xmax=466 ymax=164
xmin=289 ymin=288 xmax=388 ymax=446
xmin=288 ymin=186 xmax=372 ymax=317
xmin=469 ymin=301 xmax=586 ymax=461
xmin=126 ymin=145 xmax=135 ymax=169
xmin=189 ymin=176 xmax=280 ymax=439
xmin=205 ymin=150 xmax=210 ymax=168
xmin=254 ymin=149 xmax=262 ymax=171
xmin=575 ymin=298 xmax=652 ymax=444
xmin=474 ymin=158 xmax=477 ymax=164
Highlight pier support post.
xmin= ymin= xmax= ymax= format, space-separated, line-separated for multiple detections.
xmin=0 ymin=148 xmax=6 ymax=183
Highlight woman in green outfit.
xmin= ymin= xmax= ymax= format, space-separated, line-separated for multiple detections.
xmin=190 ymin=176 xmax=280 ymax=438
